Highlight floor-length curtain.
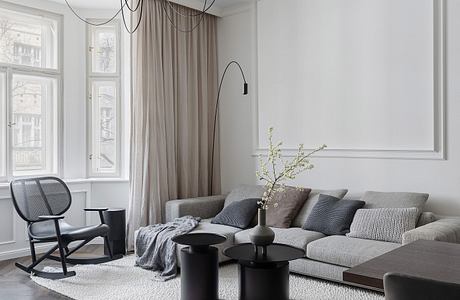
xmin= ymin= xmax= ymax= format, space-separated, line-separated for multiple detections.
xmin=127 ymin=0 xmax=219 ymax=249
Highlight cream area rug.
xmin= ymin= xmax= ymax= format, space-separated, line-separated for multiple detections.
xmin=32 ymin=255 xmax=384 ymax=300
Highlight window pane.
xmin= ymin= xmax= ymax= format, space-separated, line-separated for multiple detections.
xmin=0 ymin=7 xmax=58 ymax=69
xmin=91 ymin=80 xmax=117 ymax=174
xmin=0 ymin=72 xmax=5 ymax=177
xmin=91 ymin=26 xmax=117 ymax=74
xmin=11 ymin=74 xmax=57 ymax=175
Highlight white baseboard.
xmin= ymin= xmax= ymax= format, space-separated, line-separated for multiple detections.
xmin=0 ymin=238 xmax=105 ymax=261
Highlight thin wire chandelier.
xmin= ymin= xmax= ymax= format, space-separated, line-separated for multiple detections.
xmin=64 ymin=0 xmax=216 ymax=34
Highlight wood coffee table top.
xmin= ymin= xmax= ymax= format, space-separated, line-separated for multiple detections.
xmin=343 ymin=239 xmax=460 ymax=291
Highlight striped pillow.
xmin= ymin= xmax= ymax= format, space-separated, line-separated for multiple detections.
xmin=302 ymin=195 xmax=365 ymax=235
xmin=347 ymin=207 xmax=419 ymax=243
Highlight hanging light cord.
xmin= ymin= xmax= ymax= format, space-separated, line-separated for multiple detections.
xmin=64 ymin=0 xmax=216 ymax=34
xmin=120 ymin=0 xmax=145 ymax=34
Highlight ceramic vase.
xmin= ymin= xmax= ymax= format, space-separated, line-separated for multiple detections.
xmin=249 ymin=208 xmax=275 ymax=247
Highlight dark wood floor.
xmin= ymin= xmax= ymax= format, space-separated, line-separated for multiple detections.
xmin=0 ymin=244 xmax=105 ymax=300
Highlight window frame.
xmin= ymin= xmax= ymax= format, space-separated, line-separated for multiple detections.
xmin=86 ymin=19 xmax=121 ymax=178
xmin=0 ymin=1 xmax=63 ymax=182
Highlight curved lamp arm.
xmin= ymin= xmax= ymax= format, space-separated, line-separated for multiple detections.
xmin=210 ymin=60 xmax=248 ymax=194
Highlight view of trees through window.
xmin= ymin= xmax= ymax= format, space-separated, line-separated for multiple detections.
xmin=12 ymin=75 xmax=56 ymax=172
xmin=92 ymin=29 xmax=116 ymax=73
xmin=88 ymin=21 xmax=120 ymax=176
xmin=0 ymin=8 xmax=57 ymax=69
xmin=0 ymin=5 xmax=59 ymax=177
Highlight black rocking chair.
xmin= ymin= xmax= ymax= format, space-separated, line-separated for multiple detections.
xmin=10 ymin=176 xmax=122 ymax=279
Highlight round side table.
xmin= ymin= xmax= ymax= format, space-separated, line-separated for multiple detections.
xmin=224 ymin=243 xmax=305 ymax=300
xmin=172 ymin=233 xmax=227 ymax=300
xmin=102 ymin=208 xmax=126 ymax=256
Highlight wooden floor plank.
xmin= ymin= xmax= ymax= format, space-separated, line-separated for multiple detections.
xmin=0 ymin=244 xmax=105 ymax=300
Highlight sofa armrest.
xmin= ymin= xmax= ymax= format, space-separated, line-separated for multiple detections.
xmin=402 ymin=218 xmax=460 ymax=245
xmin=165 ymin=195 xmax=226 ymax=222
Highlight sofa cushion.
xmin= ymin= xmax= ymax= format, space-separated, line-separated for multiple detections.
xmin=224 ymin=184 xmax=265 ymax=207
xmin=177 ymin=218 xmax=242 ymax=265
xmin=361 ymin=191 xmax=428 ymax=212
xmin=347 ymin=207 xmax=419 ymax=243
xmin=302 ymin=195 xmax=365 ymax=235
xmin=292 ymin=189 xmax=348 ymax=227
xmin=212 ymin=198 xmax=259 ymax=229
xmin=307 ymin=235 xmax=400 ymax=268
xmin=266 ymin=186 xmax=311 ymax=228
xmin=235 ymin=227 xmax=325 ymax=250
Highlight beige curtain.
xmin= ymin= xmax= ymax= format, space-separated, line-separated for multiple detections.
xmin=127 ymin=0 xmax=219 ymax=249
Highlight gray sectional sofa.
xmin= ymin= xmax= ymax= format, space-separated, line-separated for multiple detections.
xmin=165 ymin=185 xmax=460 ymax=285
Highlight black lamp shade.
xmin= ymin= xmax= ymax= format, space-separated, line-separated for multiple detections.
xmin=243 ymin=83 xmax=248 ymax=95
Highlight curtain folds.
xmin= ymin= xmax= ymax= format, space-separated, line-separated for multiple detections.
xmin=127 ymin=0 xmax=219 ymax=249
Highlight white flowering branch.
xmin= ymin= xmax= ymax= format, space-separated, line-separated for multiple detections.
xmin=256 ymin=127 xmax=326 ymax=210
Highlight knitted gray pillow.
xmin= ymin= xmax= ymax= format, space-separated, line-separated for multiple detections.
xmin=347 ymin=207 xmax=419 ymax=243
xmin=212 ymin=198 xmax=259 ymax=229
xmin=302 ymin=194 xmax=365 ymax=235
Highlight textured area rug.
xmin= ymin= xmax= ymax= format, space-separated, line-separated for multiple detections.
xmin=32 ymin=255 xmax=383 ymax=300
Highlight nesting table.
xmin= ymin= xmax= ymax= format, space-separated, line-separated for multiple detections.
xmin=224 ymin=243 xmax=305 ymax=300
xmin=172 ymin=233 xmax=227 ymax=300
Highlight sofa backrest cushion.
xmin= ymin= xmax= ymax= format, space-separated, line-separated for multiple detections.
xmin=292 ymin=189 xmax=348 ymax=227
xmin=347 ymin=207 xmax=419 ymax=243
xmin=302 ymin=195 xmax=365 ymax=235
xmin=266 ymin=186 xmax=311 ymax=228
xmin=362 ymin=191 xmax=428 ymax=212
xmin=224 ymin=184 xmax=265 ymax=207
xmin=417 ymin=212 xmax=437 ymax=227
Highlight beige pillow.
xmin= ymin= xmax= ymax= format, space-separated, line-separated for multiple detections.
xmin=266 ymin=186 xmax=311 ymax=228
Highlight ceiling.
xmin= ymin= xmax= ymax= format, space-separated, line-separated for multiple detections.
xmin=53 ymin=0 xmax=254 ymax=10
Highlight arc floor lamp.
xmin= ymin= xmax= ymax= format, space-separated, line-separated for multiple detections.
xmin=210 ymin=61 xmax=249 ymax=194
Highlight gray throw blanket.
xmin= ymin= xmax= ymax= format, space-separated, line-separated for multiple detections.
xmin=135 ymin=216 xmax=200 ymax=281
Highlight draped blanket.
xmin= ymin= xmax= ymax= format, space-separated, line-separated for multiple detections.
xmin=135 ymin=216 xmax=200 ymax=281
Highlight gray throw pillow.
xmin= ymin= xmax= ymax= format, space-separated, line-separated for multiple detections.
xmin=292 ymin=188 xmax=349 ymax=227
xmin=347 ymin=207 xmax=419 ymax=243
xmin=212 ymin=198 xmax=259 ymax=229
xmin=302 ymin=194 xmax=365 ymax=235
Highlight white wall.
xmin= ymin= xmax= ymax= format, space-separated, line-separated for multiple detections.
xmin=217 ymin=3 xmax=259 ymax=192
xmin=218 ymin=0 xmax=460 ymax=216
xmin=0 ymin=0 xmax=129 ymax=260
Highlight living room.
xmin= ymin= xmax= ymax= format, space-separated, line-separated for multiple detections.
xmin=0 ymin=0 xmax=459 ymax=299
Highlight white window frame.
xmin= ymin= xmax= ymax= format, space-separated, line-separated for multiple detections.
xmin=0 ymin=1 xmax=63 ymax=182
xmin=86 ymin=19 xmax=121 ymax=178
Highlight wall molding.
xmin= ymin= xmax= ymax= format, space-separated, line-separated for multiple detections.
xmin=0 ymin=196 xmax=15 ymax=246
xmin=220 ymin=2 xmax=256 ymax=18
xmin=253 ymin=0 xmax=446 ymax=160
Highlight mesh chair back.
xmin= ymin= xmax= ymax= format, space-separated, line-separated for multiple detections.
xmin=10 ymin=177 xmax=72 ymax=223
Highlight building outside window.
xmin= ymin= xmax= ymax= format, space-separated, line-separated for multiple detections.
xmin=0 ymin=3 xmax=61 ymax=179
xmin=87 ymin=20 xmax=121 ymax=177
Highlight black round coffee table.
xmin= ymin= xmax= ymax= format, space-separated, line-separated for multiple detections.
xmin=172 ymin=233 xmax=227 ymax=300
xmin=224 ymin=243 xmax=305 ymax=300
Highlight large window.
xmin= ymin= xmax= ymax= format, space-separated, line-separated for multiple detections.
xmin=0 ymin=3 xmax=61 ymax=179
xmin=87 ymin=21 xmax=120 ymax=177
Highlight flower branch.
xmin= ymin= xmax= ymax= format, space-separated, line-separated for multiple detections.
xmin=256 ymin=127 xmax=326 ymax=209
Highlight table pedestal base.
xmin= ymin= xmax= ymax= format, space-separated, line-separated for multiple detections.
xmin=239 ymin=262 xmax=289 ymax=300
xmin=180 ymin=246 xmax=219 ymax=300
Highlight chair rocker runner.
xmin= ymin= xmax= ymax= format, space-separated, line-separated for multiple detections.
xmin=10 ymin=177 xmax=123 ymax=279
